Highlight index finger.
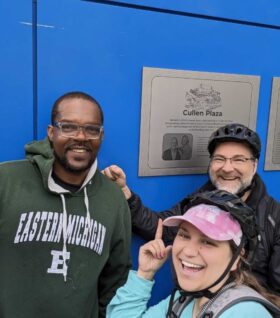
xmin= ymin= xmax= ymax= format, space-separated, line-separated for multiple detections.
xmin=155 ymin=219 xmax=163 ymax=240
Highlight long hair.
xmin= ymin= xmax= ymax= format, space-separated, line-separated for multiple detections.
xmin=229 ymin=242 xmax=280 ymax=308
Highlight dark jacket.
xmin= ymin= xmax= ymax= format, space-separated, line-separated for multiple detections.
xmin=128 ymin=173 xmax=280 ymax=294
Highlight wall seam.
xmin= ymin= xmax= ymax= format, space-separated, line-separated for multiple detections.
xmin=83 ymin=0 xmax=280 ymax=30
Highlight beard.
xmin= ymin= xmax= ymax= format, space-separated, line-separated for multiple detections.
xmin=209 ymin=169 xmax=254 ymax=195
xmin=53 ymin=150 xmax=95 ymax=174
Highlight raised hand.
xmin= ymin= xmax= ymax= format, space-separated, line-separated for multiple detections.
xmin=137 ymin=219 xmax=172 ymax=280
xmin=101 ymin=165 xmax=132 ymax=199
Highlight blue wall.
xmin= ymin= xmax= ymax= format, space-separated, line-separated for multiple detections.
xmin=2 ymin=0 xmax=280 ymax=305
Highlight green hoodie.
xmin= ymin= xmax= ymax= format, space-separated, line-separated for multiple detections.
xmin=0 ymin=138 xmax=131 ymax=318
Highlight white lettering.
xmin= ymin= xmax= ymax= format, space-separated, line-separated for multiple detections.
xmin=14 ymin=211 xmax=107 ymax=255
xmin=36 ymin=211 xmax=48 ymax=241
xmin=66 ymin=214 xmax=76 ymax=243
xmin=98 ymin=226 xmax=106 ymax=255
xmin=75 ymin=216 xmax=84 ymax=245
xmin=90 ymin=221 xmax=98 ymax=250
xmin=42 ymin=212 xmax=53 ymax=241
xmin=48 ymin=212 xmax=59 ymax=242
xmin=21 ymin=212 xmax=34 ymax=242
xmin=47 ymin=250 xmax=70 ymax=276
xmin=29 ymin=212 xmax=40 ymax=241
xmin=14 ymin=213 xmax=27 ymax=243
xmin=54 ymin=214 xmax=63 ymax=242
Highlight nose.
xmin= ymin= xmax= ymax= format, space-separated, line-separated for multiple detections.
xmin=182 ymin=241 xmax=199 ymax=257
xmin=220 ymin=158 xmax=235 ymax=172
xmin=73 ymin=127 xmax=88 ymax=140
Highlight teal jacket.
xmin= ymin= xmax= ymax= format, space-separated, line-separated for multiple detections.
xmin=0 ymin=138 xmax=131 ymax=318
xmin=107 ymin=271 xmax=273 ymax=318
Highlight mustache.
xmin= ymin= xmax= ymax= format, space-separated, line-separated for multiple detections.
xmin=65 ymin=142 xmax=92 ymax=152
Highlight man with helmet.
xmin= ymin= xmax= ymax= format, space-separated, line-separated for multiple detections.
xmin=107 ymin=190 xmax=280 ymax=317
xmin=103 ymin=123 xmax=280 ymax=293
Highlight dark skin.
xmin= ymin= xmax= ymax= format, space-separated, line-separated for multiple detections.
xmin=47 ymin=97 xmax=104 ymax=186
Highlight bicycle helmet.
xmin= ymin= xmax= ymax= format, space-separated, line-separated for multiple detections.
xmin=164 ymin=189 xmax=260 ymax=300
xmin=208 ymin=123 xmax=261 ymax=159
xmin=187 ymin=189 xmax=259 ymax=261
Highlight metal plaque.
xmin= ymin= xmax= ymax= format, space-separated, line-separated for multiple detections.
xmin=139 ymin=67 xmax=260 ymax=176
xmin=265 ymin=77 xmax=280 ymax=171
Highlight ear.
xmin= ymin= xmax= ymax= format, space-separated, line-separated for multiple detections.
xmin=47 ymin=125 xmax=54 ymax=142
xmin=230 ymin=255 xmax=241 ymax=272
xmin=230 ymin=248 xmax=245 ymax=272
xmin=100 ymin=129 xmax=104 ymax=141
xmin=253 ymin=158 xmax=258 ymax=175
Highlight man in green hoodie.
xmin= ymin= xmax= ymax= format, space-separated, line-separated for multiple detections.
xmin=0 ymin=91 xmax=131 ymax=318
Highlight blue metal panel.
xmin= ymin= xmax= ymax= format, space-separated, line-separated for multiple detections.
xmin=0 ymin=0 xmax=33 ymax=160
xmin=0 ymin=0 xmax=277 ymax=306
xmin=88 ymin=0 xmax=280 ymax=27
xmin=35 ymin=0 xmax=280 ymax=304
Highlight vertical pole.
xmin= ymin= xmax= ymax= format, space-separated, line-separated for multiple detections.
xmin=32 ymin=0 xmax=38 ymax=140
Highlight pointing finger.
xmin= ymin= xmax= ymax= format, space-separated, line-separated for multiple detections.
xmin=155 ymin=219 xmax=163 ymax=240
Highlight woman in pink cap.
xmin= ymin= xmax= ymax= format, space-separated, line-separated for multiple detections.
xmin=107 ymin=190 xmax=280 ymax=318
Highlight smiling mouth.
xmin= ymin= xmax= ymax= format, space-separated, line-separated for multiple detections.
xmin=181 ymin=260 xmax=204 ymax=272
xmin=67 ymin=145 xmax=91 ymax=153
xmin=220 ymin=176 xmax=239 ymax=181
xmin=71 ymin=148 xmax=88 ymax=153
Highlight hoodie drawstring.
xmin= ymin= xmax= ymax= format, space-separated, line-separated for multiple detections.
xmin=83 ymin=187 xmax=91 ymax=230
xmin=60 ymin=193 xmax=68 ymax=282
xmin=59 ymin=188 xmax=91 ymax=282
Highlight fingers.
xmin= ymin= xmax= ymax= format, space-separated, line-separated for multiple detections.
xmin=101 ymin=165 xmax=125 ymax=180
xmin=102 ymin=167 xmax=114 ymax=179
xmin=110 ymin=165 xmax=126 ymax=179
xmin=155 ymin=219 xmax=163 ymax=240
xmin=141 ymin=238 xmax=170 ymax=260
xmin=102 ymin=166 xmax=118 ymax=180
xmin=145 ymin=219 xmax=164 ymax=258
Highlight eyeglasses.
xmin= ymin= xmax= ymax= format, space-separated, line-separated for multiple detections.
xmin=53 ymin=122 xmax=103 ymax=140
xmin=210 ymin=155 xmax=255 ymax=167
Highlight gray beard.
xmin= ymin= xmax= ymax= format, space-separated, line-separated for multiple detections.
xmin=209 ymin=171 xmax=253 ymax=195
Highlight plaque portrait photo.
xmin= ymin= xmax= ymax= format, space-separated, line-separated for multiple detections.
xmin=162 ymin=133 xmax=193 ymax=161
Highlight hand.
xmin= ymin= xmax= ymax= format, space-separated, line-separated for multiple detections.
xmin=101 ymin=165 xmax=132 ymax=199
xmin=137 ymin=219 xmax=172 ymax=280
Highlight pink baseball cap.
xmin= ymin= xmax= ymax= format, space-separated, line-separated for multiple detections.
xmin=163 ymin=204 xmax=242 ymax=246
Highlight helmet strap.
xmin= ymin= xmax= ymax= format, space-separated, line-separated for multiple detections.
xmin=236 ymin=177 xmax=255 ymax=198
xmin=178 ymin=236 xmax=245 ymax=299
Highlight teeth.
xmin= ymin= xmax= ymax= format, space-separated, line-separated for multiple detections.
xmin=182 ymin=261 xmax=203 ymax=269
xmin=72 ymin=149 xmax=86 ymax=153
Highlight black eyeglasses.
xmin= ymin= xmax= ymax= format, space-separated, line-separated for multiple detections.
xmin=210 ymin=155 xmax=255 ymax=167
xmin=53 ymin=122 xmax=103 ymax=140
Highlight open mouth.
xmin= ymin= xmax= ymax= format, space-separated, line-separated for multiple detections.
xmin=71 ymin=148 xmax=88 ymax=153
xmin=181 ymin=260 xmax=204 ymax=272
xmin=219 ymin=175 xmax=239 ymax=181
xmin=67 ymin=145 xmax=91 ymax=153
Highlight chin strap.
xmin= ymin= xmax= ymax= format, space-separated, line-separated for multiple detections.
xmin=236 ymin=177 xmax=255 ymax=198
xmin=178 ymin=236 xmax=245 ymax=300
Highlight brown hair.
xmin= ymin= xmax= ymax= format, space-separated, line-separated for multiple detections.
xmin=229 ymin=243 xmax=280 ymax=307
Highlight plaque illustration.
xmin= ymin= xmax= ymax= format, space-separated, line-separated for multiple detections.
xmin=185 ymin=84 xmax=222 ymax=110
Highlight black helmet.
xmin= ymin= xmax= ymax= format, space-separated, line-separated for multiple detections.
xmin=208 ymin=123 xmax=261 ymax=159
xmin=188 ymin=189 xmax=260 ymax=262
xmin=166 ymin=189 xmax=260 ymax=304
